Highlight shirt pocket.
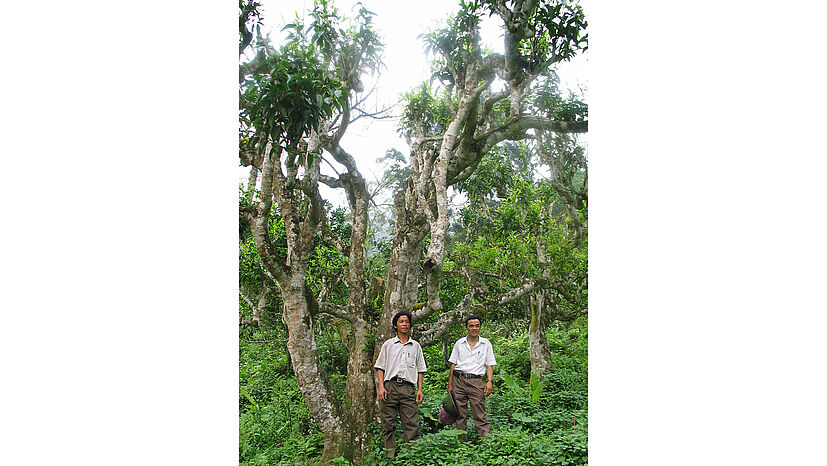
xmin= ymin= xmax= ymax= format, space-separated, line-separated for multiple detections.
xmin=407 ymin=351 xmax=416 ymax=368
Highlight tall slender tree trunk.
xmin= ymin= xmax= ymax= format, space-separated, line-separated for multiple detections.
xmin=339 ymin=166 xmax=378 ymax=463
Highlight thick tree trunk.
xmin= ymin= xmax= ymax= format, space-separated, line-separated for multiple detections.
xmin=282 ymin=272 xmax=347 ymax=461
xmin=239 ymin=3 xmax=590 ymax=460
xmin=343 ymin=318 xmax=376 ymax=463
xmin=379 ymin=186 xmax=427 ymax=346
xmin=247 ymin=165 xmax=258 ymax=191
xmin=529 ymin=292 xmax=553 ymax=376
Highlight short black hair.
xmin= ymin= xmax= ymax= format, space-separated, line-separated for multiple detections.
xmin=393 ymin=311 xmax=413 ymax=329
xmin=465 ymin=315 xmax=482 ymax=326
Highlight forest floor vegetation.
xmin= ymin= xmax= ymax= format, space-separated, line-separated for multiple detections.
xmin=240 ymin=319 xmax=587 ymax=465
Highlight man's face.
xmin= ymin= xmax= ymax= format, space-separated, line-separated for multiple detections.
xmin=395 ymin=315 xmax=410 ymax=334
xmin=466 ymin=319 xmax=481 ymax=337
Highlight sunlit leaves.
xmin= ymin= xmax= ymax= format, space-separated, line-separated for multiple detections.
xmin=522 ymin=0 xmax=587 ymax=64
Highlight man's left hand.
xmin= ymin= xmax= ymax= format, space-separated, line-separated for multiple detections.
xmin=484 ymin=381 xmax=492 ymax=396
xmin=416 ymin=390 xmax=424 ymax=404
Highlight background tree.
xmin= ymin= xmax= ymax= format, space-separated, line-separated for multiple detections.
xmin=239 ymin=0 xmax=384 ymax=461
xmin=451 ymin=125 xmax=587 ymax=376
xmin=379 ymin=0 xmax=588 ymax=348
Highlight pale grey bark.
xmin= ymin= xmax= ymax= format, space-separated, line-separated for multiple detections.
xmin=247 ymin=165 xmax=258 ymax=191
xmin=282 ymin=272 xmax=345 ymax=451
xmin=529 ymin=292 xmax=553 ymax=375
xmin=530 ymin=221 xmax=554 ymax=375
xmin=416 ymin=278 xmax=540 ymax=347
xmin=382 ymin=2 xmax=589 ymax=343
xmin=241 ymin=133 xmax=353 ymax=461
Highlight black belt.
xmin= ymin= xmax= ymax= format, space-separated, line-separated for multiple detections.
xmin=391 ymin=376 xmax=414 ymax=385
xmin=453 ymin=370 xmax=483 ymax=379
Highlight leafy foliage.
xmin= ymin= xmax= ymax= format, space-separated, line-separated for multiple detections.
xmin=245 ymin=47 xmax=349 ymax=160
xmin=240 ymin=326 xmax=326 ymax=464
xmin=420 ymin=1 xmax=484 ymax=87
xmin=481 ymin=0 xmax=588 ymax=73
xmin=376 ymin=148 xmax=411 ymax=194
xmin=239 ymin=0 xmax=262 ymax=55
xmin=239 ymin=306 xmax=588 ymax=465
xmin=239 ymin=0 xmax=384 ymax=170
xmin=399 ymin=84 xmax=452 ymax=139
xmin=530 ymin=74 xmax=588 ymax=123
xmin=394 ymin=327 xmax=587 ymax=466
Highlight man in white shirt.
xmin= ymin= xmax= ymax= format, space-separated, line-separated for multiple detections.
xmin=374 ymin=311 xmax=427 ymax=457
xmin=447 ymin=315 xmax=496 ymax=439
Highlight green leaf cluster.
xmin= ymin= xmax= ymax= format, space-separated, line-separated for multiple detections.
xmin=399 ymin=84 xmax=452 ymax=138
xmin=246 ymin=48 xmax=348 ymax=156
xmin=239 ymin=0 xmax=385 ymax=169
xmin=420 ymin=1 xmax=483 ymax=87
xmin=240 ymin=318 xmax=588 ymax=465
xmin=527 ymin=79 xmax=586 ymax=125
xmin=480 ymin=0 xmax=587 ymax=72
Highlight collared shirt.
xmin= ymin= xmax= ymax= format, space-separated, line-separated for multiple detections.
xmin=448 ymin=336 xmax=497 ymax=376
xmin=374 ymin=335 xmax=427 ymax=385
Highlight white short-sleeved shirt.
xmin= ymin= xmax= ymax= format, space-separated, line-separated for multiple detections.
xmin=374 ymin=336 xmax=427 ymax=385
xmin=448 ymin=336 xmax=497 ymax=376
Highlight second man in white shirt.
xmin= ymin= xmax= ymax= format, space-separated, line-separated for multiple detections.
xmin=447 ymin=315 xmax=497 ymax=440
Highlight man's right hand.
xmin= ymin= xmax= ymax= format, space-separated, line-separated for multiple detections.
xmin=378 ymin=386 xmax=388 ymax=401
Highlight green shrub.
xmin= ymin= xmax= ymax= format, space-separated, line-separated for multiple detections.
xmin=392 ymin=428 xmax=469 ymax=465
xmin=239 ymin=322 xmax=588 ymax=465
xmin=491 ymin=333 xmax=531 ymax=379
xmin=239 ymin=366 xmax=323 ymax=464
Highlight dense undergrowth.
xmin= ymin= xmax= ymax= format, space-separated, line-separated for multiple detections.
xmin=240 ymin=318 xmax=587 ymax=465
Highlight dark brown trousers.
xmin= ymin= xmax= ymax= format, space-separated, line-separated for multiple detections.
xmin=453 ymin=375 xmax=490 ymax=439
xmin=379 ymin=379 xmax=419 ymax=456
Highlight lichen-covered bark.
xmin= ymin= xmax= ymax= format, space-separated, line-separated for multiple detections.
xmin=242 ymin=135 xmax=353 ymax=462
xmin=344 ymin=318 xmax=376 ymax=463
xmin=384 ymin=1 xmax=588 ymax=353
xmin=282 ymin=272 xmax=345 ymax=457
xmin=380 ymin=182 xmax=427 ymax=341
xmin=422 ymin=66 xmax=491 ymax=313
xmin=530 ymin=224 xmax=554 ymax=376
xmin=529 ymin=292 xmax=553 ymax=376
